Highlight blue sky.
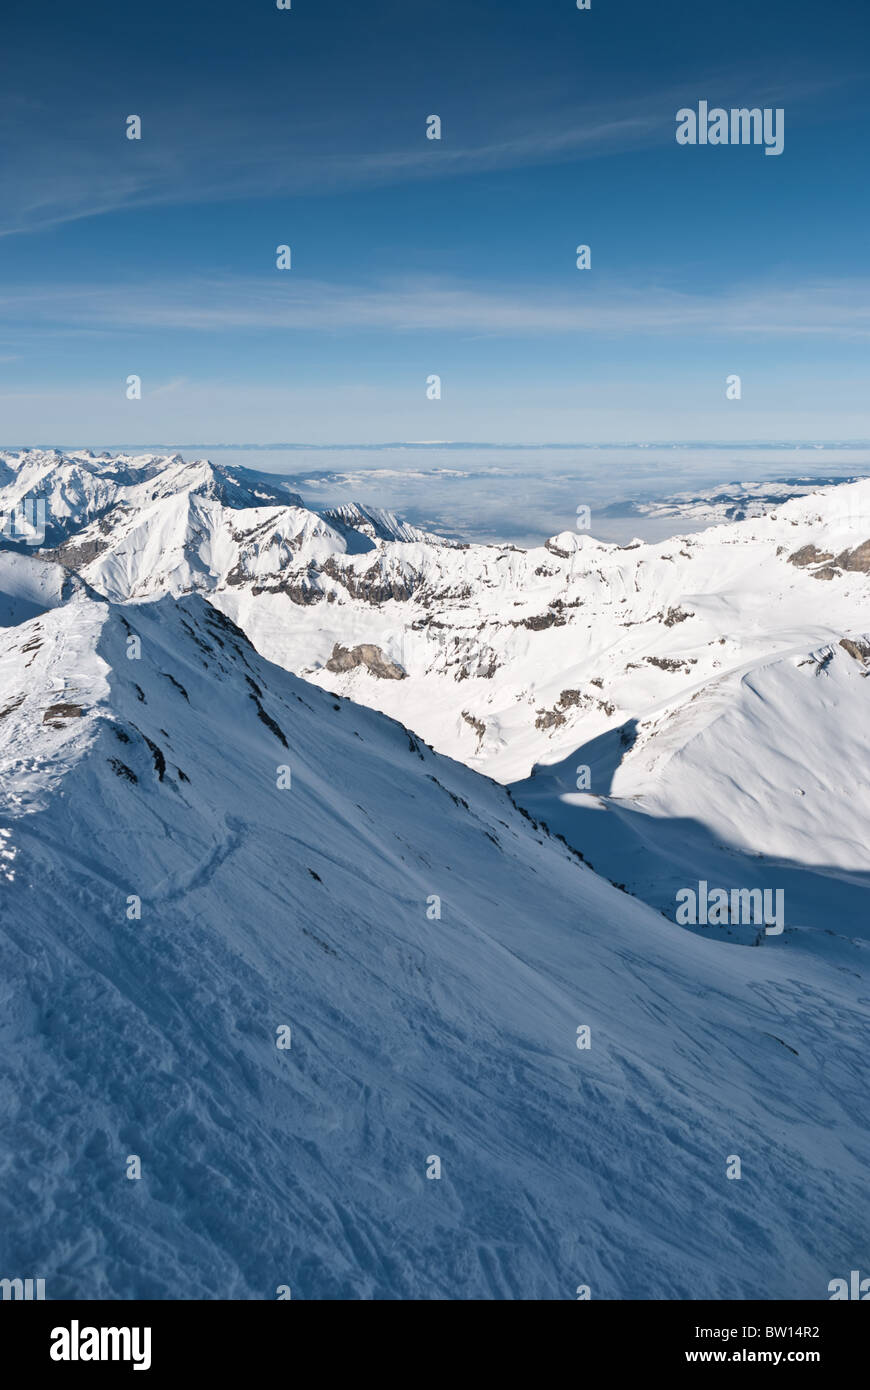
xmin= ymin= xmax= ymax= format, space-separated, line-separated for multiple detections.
xmin=0 ymin=0 xmax=867 ymax=443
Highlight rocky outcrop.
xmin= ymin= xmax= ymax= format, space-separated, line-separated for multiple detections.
xmin=321 ymin=557 xmax=419 ymax=604
xmin=839 ymin=636 xmax=870 ymax=665
xmin=788 ymin=539 xmax=870 ymax=580
xmin=788 ymin=545 xmax=834 ymax=568
xmin=47 ymin=536 xmax=110 ymax=570
xmin=511 ymin=611 xmax=567 ymax=631
xmin=42 ymin=702 xmax=83 ymax=725
xmin=461 ymin=711 xmax=486 ymax=742
xmin=836 ymin=539 xmax=870 ymax=573
xmin=663 ymin=606 xmax=694 ymax=627
xmin=325 ymin=643 xmax=406 ymax=680
xmin=645 ymin=655 xmax=697 ymax=673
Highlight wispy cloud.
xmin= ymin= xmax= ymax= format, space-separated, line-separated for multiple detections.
xmin=0 ymin=69 xmax=848 ymax=238
xmin=0 ymin=115 xmax=659 ymax=238
xmin=1 ymin=273 xmax=869 ymax=339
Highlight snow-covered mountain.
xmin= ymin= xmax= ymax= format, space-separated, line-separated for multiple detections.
xmin=599 ymin=476 xmax=863 ymax=526
xmin=0 ymin=448 xmax=304 ymax=549
xmin=5 ymin=453 xmax=867 ymax=945
xmin=514 ymin=633 xmax=870 ymax=947
xmin=1 ymin=549 xmax=867 ymax=1299
xmin=6 ymin=451 xmax=869 ymax=933
xmin=5 ymin=455 xmax=863 ymax=784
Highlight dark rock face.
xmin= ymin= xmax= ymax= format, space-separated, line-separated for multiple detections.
xmin=645 ymin=655 xmax=696 ymax=673
xmin=47 ymin=537 xmax=110 ymax=570
xmin=511 ymin=611 xmax=566 ymax=631
xmin=839 ymin=637 xmax=870 ymax=665
xmin=836 ymin=539 xmax=870 ymax=573
xmin=325 ymin=643 xmax=406 ymax=680
xmin=535 ymin=708 xmax=567 ymax=730
xmin=461 ymin=710 xmax=486 ymax=741
xmin=322 ymin=558 xmax=419 ymax=604
xmin=788 ymin=545 xmax=834 ymax=568
xmin=543 ymin=538 xmax=574 ymax=559
xmin=788 ymin=538 xmax=870 ymax=581
xmin=0 ymin=694 xmax=25 ymax=720
xmin=249 ymin=575 xmax=326 ymax=604
xmin=535 ymin=687 xmax=599 ymax=730
xmin=42 ymin=703 xmax=83 ymax=725
xmin=663 ymin=606 xmax=694 ymax=627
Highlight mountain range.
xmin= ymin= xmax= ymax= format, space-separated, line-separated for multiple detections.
xmin=1 ymin=448 xmax=868 ymax=1298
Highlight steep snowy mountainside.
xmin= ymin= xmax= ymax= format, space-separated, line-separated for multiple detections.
xmin=0 ymin=550 xmax=69 ymax=627
xmin=606 ymin=635 xmax=870 ymax=871
xmin=0 ymin=449 xmax=303 ymax=547
xmin=1 ymin=552 xmax=867 ymax=1299
xmin=15 ymin=453 xmax=867 ymax=789
xmin=513 ymin=635 xmax=870 ymax=948
xmin=321 ymin=501 xmax=457 ymax=548
xmin=5 ymin=453 xmax=870 ymax=904
xmin=214 ymin=476 xmax=870 ymax=783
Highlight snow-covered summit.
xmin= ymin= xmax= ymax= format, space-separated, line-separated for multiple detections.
xmin=0 ymin=448 xmax=304 ymax=547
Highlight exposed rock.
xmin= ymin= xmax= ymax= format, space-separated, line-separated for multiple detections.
xmin=0 ymin=694 xmax=25 ymax=719
xmin=322 ymin=557 xmax=419 ymax=604
xmin=663 ymin=606 xmax=694 ymax=627
xmin=42 ymin=703 xmax=83 ymax=725
xmin=511 ymin=611 xmax=566 ymax=631
xmin=535 ymin=708 xmax=567 ymax=730
xmin=325 ymin=643 xmax=406 ymax=680
xmin=835 ymin=539 xmax=870 ymax=573
xmin=161 ymin=672 xmax=190 ymax=702
xmin=249 ymin=694 xmax=289 ymax=746
xmin=788 ymin=545 xmax=834 ymax=568
xmin=247 ymin=567 xmax=325 ymax=604
xmin=108 ymin=758 xmax=137 ymax=782
xmin=839 ymin=637 xmax=870 ymax=665
xmin=142 ymin=734 xmax=167 ymax=781
xmin=47 ymin=537 xmax=109 ymax=570
xmin=543 ymin=539 xmax=573 ymax=559
xmin=461 ymin=711 xmax=486 ymax=742
xmin=645 ymin=656 xmax=696 ymax=673
xmin=535 ymin=688 xmax=592 ymax=729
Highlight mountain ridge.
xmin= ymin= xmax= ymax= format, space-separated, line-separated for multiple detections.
xmin=1 ymin=550 xmax=867 ymax=1298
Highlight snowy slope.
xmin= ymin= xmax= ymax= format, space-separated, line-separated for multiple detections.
xmin=12 ymin=454 xmax=864 ymax=789
xmin=513 ymin=636 xmax=870 ymax=948
xmin=3 ymin=452 xmax=863 ymax=779
xmin=1 ymin=552 xmax=867 ymax=1299
xmin=0 ymin=550 xmax=68 ymax=627
xmin=0 ymin=449 xmax=303 ymax=549
xmin=4 ymin=450 xmax=870 ymax=944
